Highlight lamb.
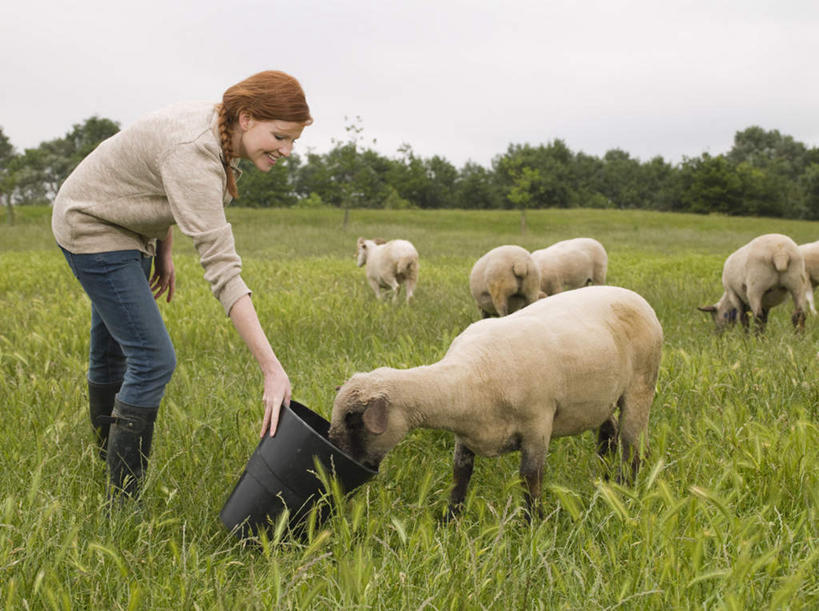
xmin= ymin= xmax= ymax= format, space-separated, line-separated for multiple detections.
xmin=356 ymin=237 xmax=419 ymax=303
xmin=697 ymin=233 xmax=808 ymax=332
xmin=530 ymin=237 xmax=608 ymax=296
xmin=469 ymin=245 xmax=542 ymax=317
xmin=329 ymin=286 xmax=663 ymax=521
xmin=798 ymin=240 xmax=819 ymax=314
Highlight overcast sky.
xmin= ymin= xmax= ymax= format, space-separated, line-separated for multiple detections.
xmin=2 ymin=0 xmax=818 ymax=168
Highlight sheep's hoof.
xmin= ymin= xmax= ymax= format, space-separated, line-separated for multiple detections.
xmin=439 ymin=505 xmax=462 ymax=525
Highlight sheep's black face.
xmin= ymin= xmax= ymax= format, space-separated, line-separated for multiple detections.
xmin=329 ymin=410 xmax=384 ymax=471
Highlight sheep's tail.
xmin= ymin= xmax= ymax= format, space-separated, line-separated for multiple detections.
xmin=772 ymin=251 xmax=789 ymax=273
xmin=397 ymin=255 xmax=418 ymax=277
xmin=512 ymin=260 xmax=529 ymax=278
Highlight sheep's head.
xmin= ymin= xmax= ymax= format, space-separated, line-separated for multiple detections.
xmin=329 ymin=375 xmax=407 ymax=470
xmin=697 ymin=294 xmax=738 ymax=331
xmin=355 ymin=237 xmax=369 ymax=267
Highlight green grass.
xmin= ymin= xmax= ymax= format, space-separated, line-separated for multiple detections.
xmin=1 ymin=206 xmax=817 ymax=609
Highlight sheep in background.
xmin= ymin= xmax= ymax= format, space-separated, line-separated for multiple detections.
xmin=531 ymin=237 xmax=608 ymax=296
xmin=330 ymin=286 xmax=663 ymax=521
xmin=799 ymin=240 xmax=819 ymax=314
xmin=698 ymin=233 xmax=808 ymax=332
xmin=469 ymin=245 xmax=542 ymax=317
xmin=356 ymin=237 xmax=419 ymax=303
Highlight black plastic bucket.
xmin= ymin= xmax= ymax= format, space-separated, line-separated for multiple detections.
xmin=220 ymin=400 xmax=377 ymax=539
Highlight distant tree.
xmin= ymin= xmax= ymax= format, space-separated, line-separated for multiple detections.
xmin=5 ymin=116 xmax=120 ymax=205
xmin=600 ymin=149 xmax=644 ymax=209
xmin=0 ymin=127 xmax=17 ymax=223
xmin=387 ymin=144 xmax=430 ymax=207
xmin=641 ymin=156 xmax=678 ymax=211
xmin=332 ymin=115 xmax=377 ymax=226
xmin=494 ymin=140 xmax=574 ymax=208
xmin=235 ymin=153 xmax=300 ymax=207
xmin=675 ymin=154 xmax=743 ymax=215
xmin=799 ymin=163 xmax=819 ymax=220
xmin=727 ymin=126 xmax=808 ymax=180
xmin=507 ymin=166 xmax=540 ymax=233
xmin=452 ymin=161 xmax=502 ymax=209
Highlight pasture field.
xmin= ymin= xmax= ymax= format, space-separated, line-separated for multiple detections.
xmin=1 ymin=206 xmax=817 ymax=609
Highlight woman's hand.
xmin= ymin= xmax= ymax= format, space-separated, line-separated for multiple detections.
xmin=228 ymin=294 xmax=292 ymax=437
xmin=260 ymin=363 xmax=292 ymax=438
xmin=152 ymin=228 xmax=176 ymax=302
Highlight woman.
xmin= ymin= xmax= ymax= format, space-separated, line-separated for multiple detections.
xmin=52 ymin=70 xmax=312 ymax=499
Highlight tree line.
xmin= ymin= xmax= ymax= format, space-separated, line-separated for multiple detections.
xmin=2 ymin=116 xmax=819 ymax=221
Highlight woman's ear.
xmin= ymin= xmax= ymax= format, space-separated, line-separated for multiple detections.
xmin=238 ymin=111 xmax=253 ymax=131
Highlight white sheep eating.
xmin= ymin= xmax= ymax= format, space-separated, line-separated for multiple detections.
xmin=798 ymin=240 xmax=819 ymax=314
xmin=356 ymin=237 xmax=419 ymax=303
xmin=530 ymin=237 xmax=608 ymax=295
xmin=698 ymin=233 xmax=808 ymax=332
xmin=469 ymin=245 xmax=542 ymax=317
xmin=330 ymin=285 xmax=663 ymax=521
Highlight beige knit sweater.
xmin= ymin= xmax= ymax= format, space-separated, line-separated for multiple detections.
xmin=52 ymin=101 xmax=250 ymax=315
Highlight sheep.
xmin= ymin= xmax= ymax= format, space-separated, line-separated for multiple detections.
xmin=697 ymin=233 xmax=808 ymax=332
xmin=469 ymin=245 xmax=542 ymax=317
xmin=798 ymin=240 xmax=819 ymax=314
xmin=329 ymin=285 xmax=663 ymax=521
xmin=530 ymin=237 xmax=608 ymax=296
xmin=356 ymin=237 xmax=419 ymax=303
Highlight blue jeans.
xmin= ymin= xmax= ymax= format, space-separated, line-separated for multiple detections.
xmin=60 ymin=247 xmax=176 ymax=408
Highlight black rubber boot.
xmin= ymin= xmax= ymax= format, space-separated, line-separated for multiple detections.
xmin=88 ymin=380 xmax=122 ymax=460
xmin=106 ymin=398 xmax=159 ymax=501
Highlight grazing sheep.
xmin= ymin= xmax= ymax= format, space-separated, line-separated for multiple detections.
xmin=469 ymin=245 xmax=542 ymax=317
xmin=698 ymin=233 xmax=808 ymax=332
xmin=356 ymin=237 xmax=419 ymax=303
xmin=330 ymin=286 xmax=663 ymax=521
xmin=799 ymin=240 xmax=819 ymax=314
xmin=530 ymin=237 xmax=608 ymax=296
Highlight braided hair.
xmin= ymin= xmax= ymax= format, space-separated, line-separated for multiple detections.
xmin=217 ymin=70 xmax=312 ymax=199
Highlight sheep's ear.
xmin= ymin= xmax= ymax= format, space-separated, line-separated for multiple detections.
xmin=362 ymin=397 xmax=389 ymax=435
xmin=697 ymin=305 xmax=717 ymax=313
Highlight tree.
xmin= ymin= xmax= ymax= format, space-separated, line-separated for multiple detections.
xmin=452 ymin=161 xmax=502 ymax=209
xmin=0 ymin=127 xmax=17 ymax=223
xmin=507 ymin=166 xmax=540 ymax=234
xmin=675 ymin=154 xmax=743 ymax=215
xmin=799 ymin=163 xmax=819 ymax=220
xmin=600 ymin=149 xmax=644 ymax=209
xmin=494 ymin=140 xmax=574 ymax=208
xmin=728 ymin=126 xmax=808 ymax=180
xmin=235 ymin=153 xmax=300 ymax=207
xmin=331 ymin=115 xmax=377 ymax=226
xmin=3 ymin=116 xmax=120 ymax=206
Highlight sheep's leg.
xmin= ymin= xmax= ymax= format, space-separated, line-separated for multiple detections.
xmin=519 ymin=444 xmax=547 ymax=522
xmin=404 ymin=276 xmax=417 ymax=303
xmin=596 ymin=415 xmax=618 ymax=479
xmin=488 ymin=285 xmax=510 ymax=317
xmin=368 ymin=278 xmax=384 ymax=301
xmin=386 ymin=277 xmax=401 ymax=302
xmin=746 ymin=287 xmax=768 ymax=334
xmin=445 ymin=441 xmax=475 ymax=521
xmin=788 ymin=284 xmax=807 ymax=331
xmin=739 ymin=304 xmax=751 ymax=332
xmin=617 ymin=387 xmax=652 ymax=485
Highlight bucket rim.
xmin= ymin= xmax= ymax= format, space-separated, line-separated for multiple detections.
xmin=283 ymin=400 xmax=379 ymax=476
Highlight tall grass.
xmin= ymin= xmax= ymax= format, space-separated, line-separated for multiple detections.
xmin=1 ymin=207 xmax=817 ymax=609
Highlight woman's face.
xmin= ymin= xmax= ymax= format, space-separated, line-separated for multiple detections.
xmin=237 ymin=113 xmax=306 ymax=172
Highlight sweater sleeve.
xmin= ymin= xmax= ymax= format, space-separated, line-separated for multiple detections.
xmin=159 ymin=142 xmax=251 ymax=315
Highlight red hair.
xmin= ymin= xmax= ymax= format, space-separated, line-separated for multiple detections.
xmin=216 ymin=70 xmax=312 ymax=198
